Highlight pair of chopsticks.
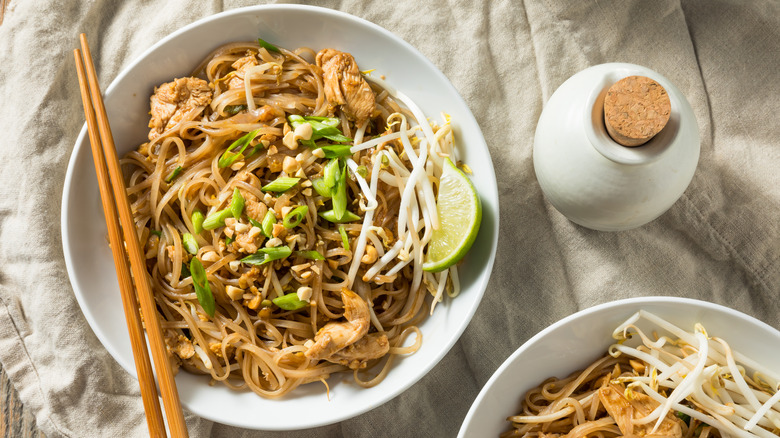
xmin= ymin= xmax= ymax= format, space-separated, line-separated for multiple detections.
xmin=73 ymin=34 xmax=189 ymax=437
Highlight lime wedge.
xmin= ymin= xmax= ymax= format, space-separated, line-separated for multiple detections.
xmin=423 ymin=158 xmax=482 ymax=272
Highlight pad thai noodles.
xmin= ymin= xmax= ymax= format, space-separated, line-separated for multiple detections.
xmin=121 ymin=38 xmax=468 ymax=397
xmin=503 ymin=311 xmax=780 ymax=437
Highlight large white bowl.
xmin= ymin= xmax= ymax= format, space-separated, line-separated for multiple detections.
xmin=458 ymin=297 xmax=780 ymax=437
xmin=61 ymin=5 xmax=498 ymax=431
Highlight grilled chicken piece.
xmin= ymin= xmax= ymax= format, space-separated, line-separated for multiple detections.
xmin=164 ymin=332 xmax=195 ymax=360
xmin=324 ymin=332 xmax=390 ymax=369
xmin=598 ymin=382 xmax=683 ymax=437
xmin=305 ymin=288 xmax=370 ymax=361
xmin=148 ymin=77 xmax=211 ymax=140
xmin=315 ymin=49 xmax=376 ymax=123
xmin=243 ymin=191 xmax=268 ymax=224
xmin=227 ymin=53 xmax=260 ymax=90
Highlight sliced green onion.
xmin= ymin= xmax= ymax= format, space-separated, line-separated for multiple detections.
xmin=319 ymin=209 xmax=361 ymax=223
xmin=226 ymin=235 xmax=234 ymax=245
xmin=182 ymin=233 xmax=199 ymax=255
xmin=202 ymin=209 xmax=233 ymax=230
xmin=287 ymin=114 xmax=306 ymax=127
xmin=248 ymin=141 xmax=266 ymax=158
xmin=323 ymin=158 xmax=340 ymax=189
xmin=316 ymin=144 xmax=353 ymax=158
xmin=261 ymin=210 xmax=276 ymax=238
xmin=332 ymin=159 xmax=348 ymax=220
xmin=295 ymin=250 xmax=325 ymax=260
xmin=296 ymin=115 xmax=341 ymax=125
xmin=180 ymin=262 xmax=191 ymax=278
xmin=191 ymin=210 xmax=205 ymax=234
xmin=283 ymin=205 xmax=308 ymax=228
xmin=675 ymin=412 xmax=691 ymax=425
xmin=231 ymin=188 xmax=245 ymax=219
xmin=258 ymin=37 xmax=280 ymax=53
xmin=249 ymin=218 xmax=263 ymax=229
xmin=190 ymin=258 xmax=215 ymax=317
xmin=150 ymin=229 xmax=162 ymax=237
xmin=311 ymin=177 xmax=332 ymax=198
xmin=262 ymin=176 xmax=300 ymax=193
xmin=338 ymin=225 xmax=350 ymax=251
xmin=272 ymin=292 xmax=308 ymax=311
xmin=241 ymin=246 xmax=292 ymax=265
xmin=287 ymin=115 xmax=352 ymax=143
xmin=224 ymin=104 xmax=247 ymax=115
xmin=218 ymin=128 xmax=261 ymax=169
xmin=305 ymin=118 xmax=352 ymax=142
xmin=165 ymin=166 xmax=183 ymax=183
xmin=319 ymin=133 xmax=352 ymax=143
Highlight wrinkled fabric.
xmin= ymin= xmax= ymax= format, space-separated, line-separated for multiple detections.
xmin=0 ymin=0 xmax=778 ymax=436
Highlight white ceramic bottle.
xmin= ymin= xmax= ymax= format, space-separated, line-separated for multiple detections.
xmin=533 ymin=63 xmax=700 ymax=231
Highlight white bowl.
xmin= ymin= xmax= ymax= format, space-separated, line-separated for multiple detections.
xmin=61 ymin=5 xmax=498 ymax=430
xmin=458 ymin=297 xmax=780 ymax=437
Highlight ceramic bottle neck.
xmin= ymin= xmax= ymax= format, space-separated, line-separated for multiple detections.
xmin=584 ymin=72 xmax=680 ymax=166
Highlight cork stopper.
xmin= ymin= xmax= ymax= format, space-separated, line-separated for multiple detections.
xmin=603 ymin=76 xmax=671 ymax=147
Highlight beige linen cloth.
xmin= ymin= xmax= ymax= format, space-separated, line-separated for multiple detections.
xmin=1 ymin=0 xmax=778 ymax=436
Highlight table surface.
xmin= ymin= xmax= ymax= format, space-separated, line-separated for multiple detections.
xmin=0 ymin=362 xmax=42 ymax=438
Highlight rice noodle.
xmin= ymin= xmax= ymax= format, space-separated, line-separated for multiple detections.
xmin=123 ymin=41 xmax=465 ymax=398
xmin=503 ymin=311 xmax=780 ymax=437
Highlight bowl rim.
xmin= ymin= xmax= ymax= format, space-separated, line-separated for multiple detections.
xmin=61 ymin=4 xmax=499 ymax=430
xmin=457 ymin=296 xmax=780 ymax=437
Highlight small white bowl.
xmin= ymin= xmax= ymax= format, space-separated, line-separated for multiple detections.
xmin=61 ymin=5 xmax=498 ymax=430
xmin=533 ymin=63 xmax=700 ymax=231
xmin=458 ymin=297 xmax=780 ymax=437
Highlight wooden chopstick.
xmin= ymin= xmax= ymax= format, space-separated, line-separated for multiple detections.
xmin=73 ymin=48 xmax=167 ymax=437
xmin=74 ymin=34 xmax=189 ymax=438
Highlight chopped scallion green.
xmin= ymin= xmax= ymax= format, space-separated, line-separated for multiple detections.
xmin=182 ymin=233 xmax=199 ymax=255
xmin=332 ymin=159 xmax=348 ymax=220
xmin=283 ymin=205 xmax=308 ymax=228
xmin=258 ymin=37 xmax=280 ymax=53
xmin=339 ymin=225 xmax=350 ymax=251
xmin=191 ymin=210 xmax=205 ymax=234
xmin=311 ymin=177 xmax=332 ymax=198
xmin=323 ymin=158 xmax=339 ymax=189
xmin=319 ymin=209 xmax=361 ymax=223
xmin=272 ymin=292 xmax=308 ymax=311
xmin=165 ymin=166 xmax=183 ymax=183
xmin=241 ymin=246 xmax=292 ymax=265
xmin=262 ymin=176 xmax=300 ymax=193
xmin=231 ymin=188 xmax=245 ymax=219
xmin=287 ymin=115 xmax=353 ymax=143
xmin=261 ymin=210 xmax=276 ymax=238
xmin=315 ymin=144 xmax=353 ymax=158
xmin=190 ymin=258 xmax=215 ymax=317
xmin=202 ymin=209 xmax=233 ymax=230
xmin=150 ymin=229 xmax=162 ymax=237
xmin=218 ymin=128 xmax=261 ymax=169
xmin=294 ymin=250 xmax=325 ymax=260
